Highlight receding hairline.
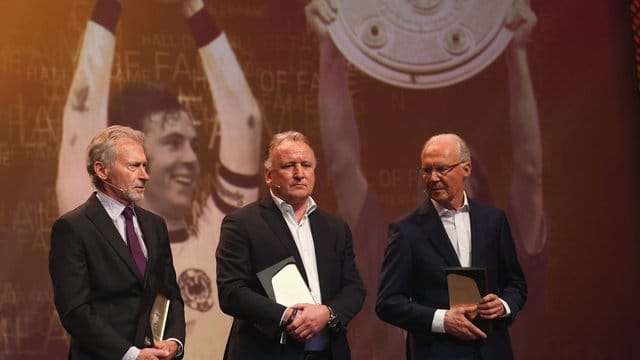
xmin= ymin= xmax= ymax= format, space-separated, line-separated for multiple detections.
xmin=421 ymin=133 xmax=471 ymax=162
xmin=264 ymin=130 xmax=316 ymax=169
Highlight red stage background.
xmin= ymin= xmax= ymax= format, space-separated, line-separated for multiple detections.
xmin=0 ymin=0 xmax=638 ymax=359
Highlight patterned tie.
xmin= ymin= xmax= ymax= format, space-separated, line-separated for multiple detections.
xmin=123 ymin=207 xmax=147 ymax=276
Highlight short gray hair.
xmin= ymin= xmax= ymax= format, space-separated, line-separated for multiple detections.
xmin=86 ymin=125 xmax=145 ymax=189
xmin=423 ymin=133 xmax=471 ymax=162
xmin=264 ymin=130 xmax=316 ymax=170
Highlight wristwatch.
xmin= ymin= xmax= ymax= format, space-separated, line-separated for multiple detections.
xmin=326 ymin=305 xmax=339 ymax=329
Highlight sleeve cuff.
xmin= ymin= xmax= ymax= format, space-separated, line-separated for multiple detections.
xmin=279 ymin=308 xmax=288 ymax=326
xmin=431 ymin=309 xmax=447 ymax=333
xmin=186 ymin=7 xmax=222 ymax=48
xmin=91 ymin=0 xmax=121 ymax=34
xmin=499 ymin=298 xmax=512 ymax=317
xmin=122 ymin=346 xmax=139 ymax=360
xmin=167 ymin=338 xmax=184 ymax=357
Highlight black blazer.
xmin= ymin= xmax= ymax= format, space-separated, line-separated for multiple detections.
xmin=376 ymin=198 xmax=527 ymax=360
xmin=49 ymin=193 xmax=185 ymax=360
xmin=216 ymin=196 xmax=365 ymax=360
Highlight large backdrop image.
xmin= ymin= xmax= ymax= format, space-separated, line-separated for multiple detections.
xmin=0 ymin=0 xmax=638 ymax=359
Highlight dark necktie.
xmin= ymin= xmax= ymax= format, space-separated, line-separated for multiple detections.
xmin=123 ymin=207 xmax=147 ymax=276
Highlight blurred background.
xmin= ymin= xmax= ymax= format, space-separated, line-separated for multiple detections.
xmin=0 ymin=0 xmax=638 ymax=359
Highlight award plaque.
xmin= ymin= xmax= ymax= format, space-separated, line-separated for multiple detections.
xmin=446 ymin=267 xmax=491 ymax=334
xmin=150 ymin=293 xmax=170 ymax=342
xmin=256 ymin=257 xmax=315 ymax=306
xmin=326 ymin=0 xmax=514 ymax=89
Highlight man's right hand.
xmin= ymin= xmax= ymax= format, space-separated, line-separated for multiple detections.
xmin=305 ymin=0 xmax=336 ymax=37
xmin=136 ymin=347 xmax=170 ymax=360
xmin=286 ymin=303 xmax=331 ymax=342
xmin=443 ymin=305 xmax=487 ymax=341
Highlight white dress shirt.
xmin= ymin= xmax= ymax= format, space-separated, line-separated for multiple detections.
xmin=271 ymin=191 xmax=321 ymax=305
xmin=432 ymin=194 xmax=471 ymax=267
xmin=271 ymin=191 xmax=329 ymax=350
xmin=96 ymin=190 xmax=148 ymax=258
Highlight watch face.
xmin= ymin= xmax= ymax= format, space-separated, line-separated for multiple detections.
xmin=327 ymin=0 xmax=514 ymax=89
xmin=328 ymin=315 xmax=339 ymax=327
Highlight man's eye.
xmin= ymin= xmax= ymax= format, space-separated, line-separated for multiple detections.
xmin=162 ymin=135 xmax=183 ymax=149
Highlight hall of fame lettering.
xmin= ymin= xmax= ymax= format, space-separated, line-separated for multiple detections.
xmin=178 ymin=268 xmax=214 ymax=312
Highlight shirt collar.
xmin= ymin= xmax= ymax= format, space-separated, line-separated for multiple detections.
xmin=431 ymin=191 xmax=469 ymax=217
xmin=96 ymin=190 xmax=135 ymax=220
xmin=270 ymin=190 xmax=317 ymax=217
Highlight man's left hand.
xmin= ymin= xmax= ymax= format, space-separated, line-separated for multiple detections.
xmin=504 ymin=0 xmax=537 ymax=47
xmin=154 ymin=339 xmax=179 ymax=359
xmin=477 ymin=293 xmax=506 ymax=319
xmin=286 ymin=303 xmax=330 ymax=341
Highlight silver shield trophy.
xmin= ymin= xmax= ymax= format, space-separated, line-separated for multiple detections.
xmin=326 ymin=0 xmax=514 ymax=89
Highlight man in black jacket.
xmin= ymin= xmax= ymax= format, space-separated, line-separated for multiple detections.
xmin=50 ymin=126 xmax=185 ymax=360
xmin=217 ymin=130 xmax=365 ymax=360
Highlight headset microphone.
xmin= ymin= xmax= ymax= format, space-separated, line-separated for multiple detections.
xmin=103 ymin=179 xmax=125 ymax=193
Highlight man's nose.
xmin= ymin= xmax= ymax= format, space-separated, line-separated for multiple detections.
xmin=427 ymin=170 xmax=440 ymax=183
xmin=181 ymin=144 xmax=198 ymax=163
xmin=293 ymin=163 xmax=304 ymax=178
xmin=139 ymin=166 xmax=150 ymax=180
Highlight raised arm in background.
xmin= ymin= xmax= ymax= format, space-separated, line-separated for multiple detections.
xmin=182 ymin=0 xmax=262 ymax=184
xmin=305 ymin=0 xmax=367 ymax=229
xmin=57 ymin=0 xmax=118 ymax=214
xmin=306 ymin=2 xmax=405 ymax=359
xmin=58 ymin=0 xmax=263 ymax=217
xmin=505 ymin=0 xmax=547 ymax=256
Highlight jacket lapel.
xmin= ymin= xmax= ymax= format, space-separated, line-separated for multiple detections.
xmin=135 ymin=206 xmax=157 ymax=283
xmin=416 ymin=199 xmax=461 ymax=267
xmin=85 ymin=193 xmax=144 ymax=281
xmin=468 ymin=199 xmax=484 ymax=268
xmin=259 ymin=197 xmax=309 ymax=283
xmin=308 ymin=211 xmax=331 ymax=300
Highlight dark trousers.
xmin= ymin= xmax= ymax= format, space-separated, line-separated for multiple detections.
xmin=304 ymin=349 xmax=332 ymax=360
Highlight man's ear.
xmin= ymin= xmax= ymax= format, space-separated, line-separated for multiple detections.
xmin=462 ymin=161 xmax=472 ymax=178
xmin=264 ymin=168 xmax=272 ymax=186
xmin=94 ymin=161 xmax=108 ymax=180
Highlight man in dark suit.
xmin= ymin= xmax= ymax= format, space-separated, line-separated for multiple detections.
xmin=376 ymin=133 xmax=527 ymax=360
xmin=49 ymin=125 xmax=185 ymax=360
xmin=216 ymin=130 xmax=366 ymax=360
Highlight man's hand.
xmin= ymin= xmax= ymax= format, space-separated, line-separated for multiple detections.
xmin=180 ymin=0 xmax=204 ymax=18
xmin=136 ymin=347 xmax=170 ymax=360
xmin=286 ymin=303 xmax=330 ymax=342
xmin=443 ymin=305 xmax=487 ymax=341
xmin=305 ymin=0 xmax=337 ymax=37
xmin=152 ymin=0 xmax=203 ymax=18
xmin=477 ymin=293 xmax=506 ymax=320
xmin=504 ymin=0 xmax=537 ymax=48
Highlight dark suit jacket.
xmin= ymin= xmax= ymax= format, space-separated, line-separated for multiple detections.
xmin=376 ymin=198 xmax=527 ymax=360
xmin=49 ymin=193 xmax=185 ymax=360
xmin=216 ymin=196 xmax=366 ymax=360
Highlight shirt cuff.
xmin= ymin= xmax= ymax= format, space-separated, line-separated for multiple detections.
xmin=279 ymin=308 xmax=288 ymax=326
xmin=499 ymin=298 xmax=512 ymax=317
xmin=167 ymin=338 xmax=184 ymax=357
xmin=122 ymin=346 xmax=139 ymax=360
xmin=431 ymin=309 xmax=447 ymax=333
